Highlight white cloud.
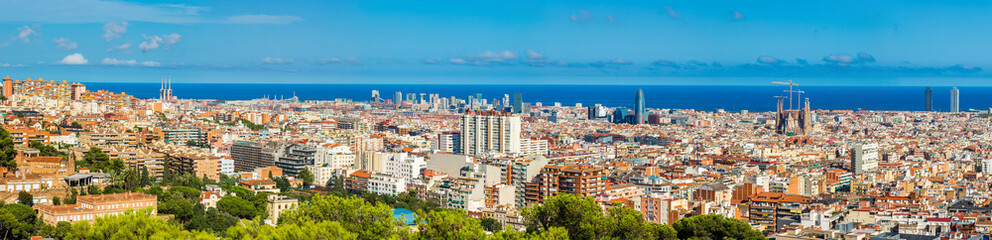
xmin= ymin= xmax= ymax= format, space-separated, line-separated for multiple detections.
xmin=570 ymin=10 xmax=592 ymax=23
xmin=0 ymin=63 xmax=25 ymax=68
xmin=106 ymin=42 xmax=130 ymax=52
xmin=141 ymin=61 xmax=161 ymax=67
xmin=54 ymin=38 xmax=77 ymax=50
xmin=57 ymin=53 xmax=88 ymax=65
xmin=317 ymin=57 xmax=341 ymax=64
xmin=17 ymin=26 xmax=37 ymax=43
xmin=664 ymin=6 xmax=680 ymax=19
xmin=757 ymin=56 xmax=783 ymax=64
xmin=139 ymin=33 xmax=180 ymax=52
xmin=733 ymin=11 xmax=745 ymax=20
xmin=526 ymin=49 xmax=544 ymax=59
xmin=102 ymin=21 xmax=128 ymax=41
xmin=611 ymin=58 xmax=631 ymax=65
xmin=263 ymin=57 xmax=292 ymax=64
xmin=222 ymin=14 xmax=303 ymax=24
xmin=101 ymin=57 xmax=161 ymax=67
xmin=449 ymin=58 xmax=467 ymax=65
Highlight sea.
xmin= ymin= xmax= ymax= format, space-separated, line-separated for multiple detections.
xmin=83 ymin=83 xmax=992 ymax=112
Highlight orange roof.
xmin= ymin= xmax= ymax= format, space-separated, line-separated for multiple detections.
xmin=26 ymin=156 xmax=62 ymax=163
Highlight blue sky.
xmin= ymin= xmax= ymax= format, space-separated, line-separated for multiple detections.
xmin=0 ymin=0 xmax=990 ymax=85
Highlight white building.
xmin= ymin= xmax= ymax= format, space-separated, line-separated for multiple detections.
xmin=305 ymin=165 xmax=336 ymax=187
xmin=460 ymin=112 xmax=521 ymax=156
xmin=519 ymin=138 xmax=549 ymax=156
xmin=851 ymin=143 xmax=879 ymax=174
xmin=368 ymin=173 xmax=406 ymax=196
xmin=315 ymin=143 xmax=356 ymax=169
xmin=219 ymin=157 xmax=235 ymax=176
xmin=385 ymin=153 xmax=426 ymax=181
xmin=435 ymin=132 xmax=461 ymax=154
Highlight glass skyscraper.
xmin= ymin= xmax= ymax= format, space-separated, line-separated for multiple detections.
xmin=924 ymin=87 xmax=932 ymax=112
xmin=950 ymin=87 xmax=960 ymax=112
xmin=512 ymin=93 xmax=523 ymax=114
xmin=634 ymin=88 xmax=645 ymax=124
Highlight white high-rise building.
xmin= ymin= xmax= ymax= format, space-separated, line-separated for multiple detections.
xmin=460 ymin=111 xmax=521 ymax=156
xmin=384 ymin=152 xmax=426 ymax=181
xmin=851 ymin=143 xmax=879 ymax=174
xmin=950 ymin=87 xmax=960 ymax=112
xmin=435 ymin=132 xmax=461 ymax=154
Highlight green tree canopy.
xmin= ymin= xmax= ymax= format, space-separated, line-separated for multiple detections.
xmin=672 ymin=214 xmax=765 ymax=240
xmin=227 ymin=218 xmax=358 ymax=240
xmin=481 ymin=217 xmax=503 ymax=232
xmin=65 ymin=208 xmax=215 ymax=240
xmin=16 ymin=191 xmax=32 ymax=205
xmin=297 ymin=167 xmax=315 ymax=189
xmin=278 ymin=194 xmax=401 ymax=240
xmin=216 ymin=195 xmax=259 ymax=219
xmin=416 ymin=209 xmax=487 ymax=240
xmin=0 ymin=128 xmax=17 ymax=170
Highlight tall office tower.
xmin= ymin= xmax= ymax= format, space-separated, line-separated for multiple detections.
xmin=587 ymin=105 xmax=598 ymax=119
xmin=2 ymin=76 xmax=12 ymax=99
xmin=634 ymin=88 xmax=646 ymax=124
xmin=371 ymin=90 xmax=381 ymax=102
xmin=950 ymin=87 xmax=960 ymax=112
xmin=419 ymin=93 xmax=427 ymax=104
xmin=851 ymin=143 xmax=879 ymax=174
xmin=612 ymin=107 xmax=628 ymax=124
xmin=502 ymin=94 xmax=510 ymax=108
xmin=512 ymin=93 xmax=523 ymax=113
xmin=924 ymin=87 xmax=932 ymax=112
xmin=406 ymin=93 xmax=417 ymax=102
xmin=394 ymin=91 xmax=403 ymax=105
xmin=460 ymin=110 xmax=521 ymax=156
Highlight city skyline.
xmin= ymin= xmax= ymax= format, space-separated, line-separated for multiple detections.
xmin=0 ymin=0 xmax=990 ymax=85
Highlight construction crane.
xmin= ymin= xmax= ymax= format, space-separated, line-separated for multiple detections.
xmin=772 ymin=80 xmax=798 ymax=110
xmin=783 ymin=89 xmax=804 ymax=110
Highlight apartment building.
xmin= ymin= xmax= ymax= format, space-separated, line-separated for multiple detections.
xmin=34 ymin=192 xmax=157 ymax=225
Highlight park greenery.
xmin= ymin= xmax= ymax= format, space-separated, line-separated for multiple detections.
xmin=22 ymin=185 xmax=767 ymax=240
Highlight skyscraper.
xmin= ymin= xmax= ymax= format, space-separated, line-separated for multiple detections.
xmin=460 ymin=110 xmax=521 ymax=156
xmin=924 ymin=87 xmax=932 ymax=112
xmin=394 ymin=91 xmax=402 ymax=105
xmin=612 ymin=107 xmax=628 ymax=124
xmin=634 ymin=89 xmax=645 ymax=124
xmin=512 ymin=93 xmax=523 ymax=114
xmin=950 ymin=87 xmax=960 ymax=112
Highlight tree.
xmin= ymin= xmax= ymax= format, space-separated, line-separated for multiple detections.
xmin=521 ymin=194 xmax=608 ymax=240
xmin=672 ymin=214 xmax=766 ymax=240
xmin=273 ymin=176 xmax=291 ymax=192
xmin=481 ymin=217 xmax=503 ymax=232
xmin=216 ymin=196 xmax=258 ymax=219
xmin=87 ymin=185 xmax=101 ymax=195
xmin=416 ymin=209 xmax=487 ymax=239
xmin=64 ymin=188 xmax=78 ymax=204
xmin=52 ymin=197 xmax=60 ymax=206
xmin=298 ymin=167 xmax=315 ymax=189
xmin=0 ymin=128 xmax=17 ymax=170
xmin=16 ymin=191 xmax=32 ymax=205
xmin=227 ymin=218 xmax=357 ymax=240
xmin=65 ymin=208 xmax=215 ymax=240
xmin=279 ymin=194 xmax=402 ymax=240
